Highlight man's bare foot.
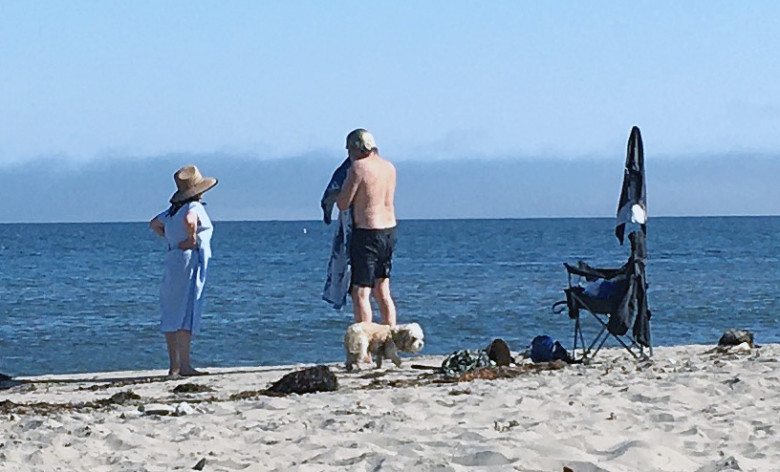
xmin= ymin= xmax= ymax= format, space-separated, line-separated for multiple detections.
xmin=167 ymin=370 xmax=182 ymax=380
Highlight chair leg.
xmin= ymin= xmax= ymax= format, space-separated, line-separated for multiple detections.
xmin=649 ymin=321 xmax=653 ymax=357
xmin=572 ymin=317 xmax=578 ymax=358
xmin=571 ymin=292 xmax=643 ymax=361
xmin=573 ymin=315 xmax=588 ymax=361
xmin=584 ymin=326 xmax=606 ymax=359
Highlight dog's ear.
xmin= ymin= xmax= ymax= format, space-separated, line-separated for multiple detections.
xmin=408 ymin=323 xmax=423 ymax=340
xmin=392 ymin=326 xmax=410 ymax=350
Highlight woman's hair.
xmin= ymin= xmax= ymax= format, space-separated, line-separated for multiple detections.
xmin=166 ymin=194 xmax=202 ymax=217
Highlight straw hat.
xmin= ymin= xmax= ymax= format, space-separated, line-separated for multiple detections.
xmin=170 ymin=165 xmax=218 ymax=203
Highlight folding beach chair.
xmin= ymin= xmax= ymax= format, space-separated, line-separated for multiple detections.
xmin=553 ymin=231 xmax=652 ymax=362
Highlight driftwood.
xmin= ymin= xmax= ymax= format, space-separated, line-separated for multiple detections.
xmin=457 ymin=360 xmax=567 ymax=382
xmin=0 ymin=390 xmax=141 ymax=415
xmin=173 ymin=383 xmax=215 ymax=394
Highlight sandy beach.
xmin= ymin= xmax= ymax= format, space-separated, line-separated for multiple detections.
xmin=1 ymin=344 xmax=777 ymax=472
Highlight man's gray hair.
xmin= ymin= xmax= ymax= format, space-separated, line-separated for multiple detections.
xmin=346 ymin=129 xmax=378 ymax=154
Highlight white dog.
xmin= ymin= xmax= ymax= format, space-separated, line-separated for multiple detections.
xmin=344 ymin=322 xmax=424 ymax=372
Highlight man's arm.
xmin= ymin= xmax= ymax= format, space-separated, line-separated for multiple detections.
xmin=337 ymin=165 xmax=361 ymax=211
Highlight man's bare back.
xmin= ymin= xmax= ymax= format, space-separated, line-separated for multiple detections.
xmin=337 ymin=148 xmax=396 ymax=229
xmin=348 ymin=154 xmax=396 ymax=229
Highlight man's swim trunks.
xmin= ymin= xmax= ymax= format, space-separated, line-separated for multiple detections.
xmin=350 ymin=227 xmax=397 ymax=288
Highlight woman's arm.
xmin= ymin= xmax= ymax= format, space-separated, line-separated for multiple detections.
xmin=178 ymin=211 xmax=199 ymax=250
xmin=149 ymin=217 xmax=165 ymax=238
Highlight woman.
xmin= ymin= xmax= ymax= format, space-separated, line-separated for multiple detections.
xmin=150 ymin=165 xmax=218 ymax=377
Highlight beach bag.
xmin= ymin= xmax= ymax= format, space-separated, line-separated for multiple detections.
xmin=439 ymin=349 xmax=492 ymax=378
xmin=530 ymin=335 xmax=573 ymax=363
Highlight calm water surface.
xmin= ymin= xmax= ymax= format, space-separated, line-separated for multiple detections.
xmin=1 ymin=217 xmax=779 ymax=376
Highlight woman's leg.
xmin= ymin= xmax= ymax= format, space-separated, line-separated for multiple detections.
xmin=177 ymin=330 xmax=204 ymax=376
xmin=165 ymin=332 xmax=180 ymax=376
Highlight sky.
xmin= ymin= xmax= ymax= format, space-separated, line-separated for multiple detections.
xmin=1 ymin=2 xmax=779 ymax=221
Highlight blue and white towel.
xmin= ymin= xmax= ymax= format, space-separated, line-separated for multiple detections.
xmin=322 ymin=209 xmax=352 ymax=309
xmin=320 ymin=158 xmax=351 ymax=225
xmin=321 ymin=158 xmax=352 ymax=309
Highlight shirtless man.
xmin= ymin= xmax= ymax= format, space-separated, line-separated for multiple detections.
xmin=337 ymin=129 xmax=397 ymax=326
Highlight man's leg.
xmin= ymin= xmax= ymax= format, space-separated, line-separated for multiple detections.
xmin=350 ymin=228 xmax=380 ymax=324
xmin=372 ymin=278 xmax=396 ymax=326
xmin=351 ymin=286 xmax=373 ymax=323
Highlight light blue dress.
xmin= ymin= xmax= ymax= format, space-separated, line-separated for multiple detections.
xmin=155 ymin=201 xmax=213 ymax=334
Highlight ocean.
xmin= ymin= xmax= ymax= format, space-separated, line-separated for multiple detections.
xmin=1 ymin=217 xmax=779 ymax=377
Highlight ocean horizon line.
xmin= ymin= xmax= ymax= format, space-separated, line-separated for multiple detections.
xmin=1 ymin=214 xmax=779 ymax=225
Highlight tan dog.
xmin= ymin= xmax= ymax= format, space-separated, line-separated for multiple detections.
xmin=344 ymin=322 xmax=424 ymax=372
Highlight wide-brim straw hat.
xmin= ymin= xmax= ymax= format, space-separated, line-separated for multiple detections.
xmin=170 ymin=165 xmax=218 ymax=203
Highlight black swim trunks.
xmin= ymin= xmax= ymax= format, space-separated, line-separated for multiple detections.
xmin=350 ymin=226 xmax=397 ymax=288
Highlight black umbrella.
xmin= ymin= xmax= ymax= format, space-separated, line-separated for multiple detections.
xmin=614 ymin=126 xmax=651 ymax=348
xmin=615 ymin=126 xmax=647 ymax=245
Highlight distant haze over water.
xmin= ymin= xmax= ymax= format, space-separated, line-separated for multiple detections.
xmin=1 ymin=154 xmax=779 ymax=223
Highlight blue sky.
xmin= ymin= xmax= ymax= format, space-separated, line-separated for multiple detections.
xmin=1 ymin=2 xmax=779 ymax=220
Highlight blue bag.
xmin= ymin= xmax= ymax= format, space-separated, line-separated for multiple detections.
xmin=530 ymin=335 xmax=573 ymax=363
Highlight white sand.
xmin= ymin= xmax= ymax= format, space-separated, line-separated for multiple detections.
xmin=1 ymin=344 xmax=778 ymax=472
